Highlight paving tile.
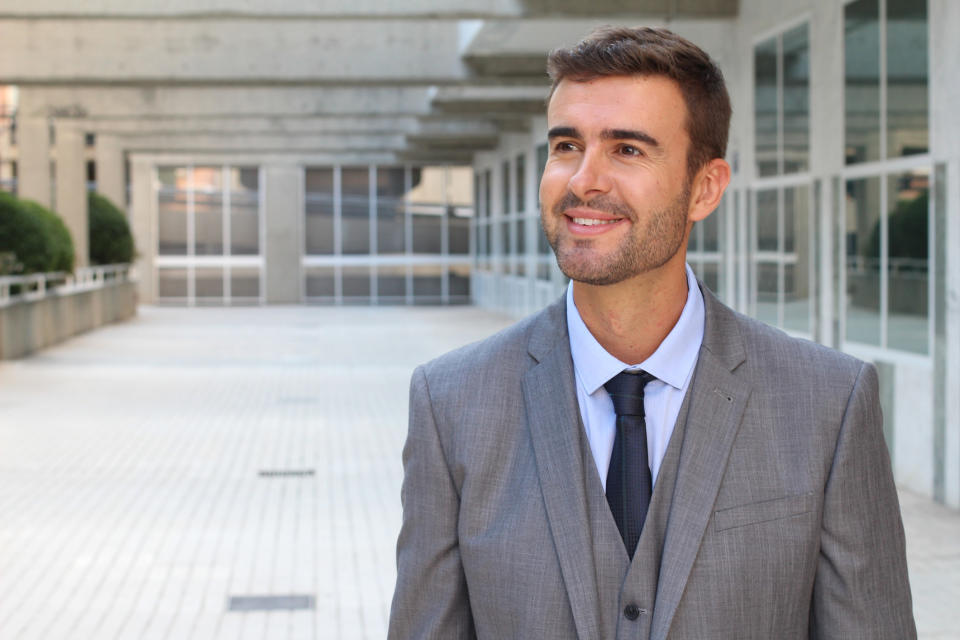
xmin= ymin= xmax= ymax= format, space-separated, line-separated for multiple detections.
xmin=0 ymin=305 xmax=957 ymax=639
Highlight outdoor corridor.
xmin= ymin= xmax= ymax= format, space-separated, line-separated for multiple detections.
xmin=0 ymin=306 xmax=957 ymax=639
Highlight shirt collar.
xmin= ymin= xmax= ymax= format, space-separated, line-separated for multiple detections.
xmin=566 ymin=264 xmax=705 ymax=394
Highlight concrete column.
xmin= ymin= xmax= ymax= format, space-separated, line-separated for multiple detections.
xmin=53 ymin=122 xmax=89 ymax=267
xmin=17 ymin=116 xmax=51 ymax=207
xmin=129 ymin=156 xmax=156 ymax=303
xmin=94 ymin=134 xmax=126 ymax=212
xmin=810 ymin=1 xmax=846 ymax=348
xmin=263 ymin=164 xmax=303 ymax=304
xmin=930 ymin=0 xmax=960 ymax=508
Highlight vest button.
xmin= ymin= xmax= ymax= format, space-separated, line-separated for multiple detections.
xmin=623 ymin=604 xmax=640 ymax=621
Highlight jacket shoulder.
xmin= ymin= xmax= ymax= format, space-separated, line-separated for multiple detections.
xmin=725 ymin=305 xmax=866 ymax=387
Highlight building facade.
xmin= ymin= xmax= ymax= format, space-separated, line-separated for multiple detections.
xmin=0 ymin=0 xmax=958 ymax=507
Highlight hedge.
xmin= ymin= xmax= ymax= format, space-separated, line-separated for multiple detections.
xmin=22 ymin=199 xmax=75 ymax=273
xmin=0 ymin=190 xmax=75 ymax=274
xmin=88 ymin=192 xmax=134 ymax=265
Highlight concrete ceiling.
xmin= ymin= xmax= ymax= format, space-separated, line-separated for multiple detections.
xmin=0 ymin=1 xmax=739 ymax=164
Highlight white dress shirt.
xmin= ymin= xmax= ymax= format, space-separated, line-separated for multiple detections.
xmin=566 ymin=264 xmax=705 ymax=489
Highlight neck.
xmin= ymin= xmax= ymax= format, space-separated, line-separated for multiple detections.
xmin=572 ymin=259 xmax=690 ymax=365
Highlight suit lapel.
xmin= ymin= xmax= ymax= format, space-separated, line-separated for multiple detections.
xmin=651 ymin=285 xmax=752 ymax=639
xmin=522 ymin=298 xmax=602 ymax=640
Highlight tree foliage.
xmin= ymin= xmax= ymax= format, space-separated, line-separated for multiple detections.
xmin=88 ymin=192 xmax=134 ymax=265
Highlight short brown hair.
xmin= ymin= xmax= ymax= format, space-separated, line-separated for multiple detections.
xmin=547 ymin=26 xmax=731 ymax=179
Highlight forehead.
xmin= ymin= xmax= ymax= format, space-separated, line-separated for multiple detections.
xmin=547 ymin=75 xmax=689 ymax=143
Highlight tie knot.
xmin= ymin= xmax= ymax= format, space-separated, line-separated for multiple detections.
xmin=604 ymin=370 xmax=656 ymax=417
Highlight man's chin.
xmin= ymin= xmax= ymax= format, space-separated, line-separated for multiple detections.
xmin=555 ymin=254 xmax=630 ymax=287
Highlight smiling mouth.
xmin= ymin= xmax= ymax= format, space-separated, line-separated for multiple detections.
xmin=570 ymin=217 xmax=621 ymax=226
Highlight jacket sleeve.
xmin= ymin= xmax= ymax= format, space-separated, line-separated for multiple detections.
xmin=388 ymin=365 xmax=476 ymax=640
xmin=810 ymin=362 xmax=917 ymax=639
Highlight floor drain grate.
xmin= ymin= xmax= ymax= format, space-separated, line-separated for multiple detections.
xmin=258 ymin=469 xmax=315 ymax=478
xmin=228 ymin=595 xmax=315 ymax=611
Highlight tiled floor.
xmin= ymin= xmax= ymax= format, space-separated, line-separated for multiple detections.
xmin=0 ymin=306 xmax=957 ymax=639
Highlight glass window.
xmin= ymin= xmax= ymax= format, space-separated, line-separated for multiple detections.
xmin=377 ymin=166 xmax=406 ymax=255
xmin=229 ymin=167 xmax=259 ymax=256
xmin=783 ymin=186 xmax=811 ymax=333
xmin=845 ymin=0 xmax=882 ymax=164
xmin=341 ymin=167 xmax=370 ymax=255
xmin=413 ymin=264 xmax=443 ymax=302
xmin=536 ymin=144 xmax=548 ymax=197
xmin=886 ymin=0 xmax=928 ymax=158
xmin=195 ymin=267 xmax=224 ymax=303
xmin=845 ymin=177 xmax=882 ymax=345
xmin=157 ymin=268 xmax=188 ymax=300
xmin=305 ymin=267 xmax=335 ymax=300
xmin=484 ymin=169 xmax=493 ymax=259
xmin=501 ymin=160 xmax=511 ymax=215
xmin=342 ymin=266 xmax=371 ymax=301
xmin=701 ymin=262 xmax=719 ymax=294
xmin=754 ymin=37 xmax=779 ymax=177
xmin=449 ymin=264 xmax=470 ymax=300
xmin=230 ymin=267 xmax=260 ymax=302
xmin=515 ymin=154 xmax=526 ymax=213
xmin=305 ymin=168 xmax=334 ymax=255
xmin=782 ymin=24 xmax=810 ymax=173
xmin=757 ymin=189 xmax=778 ymax=252
xmin=886 ymin=170 xmax=928 ymax=353
xmin=410 ymin=167 xmax=444 ymax=254
xmin=158 ymin=167 xmax=188 ymax=256
xmin=447 ymin=168 xmax=473 ymax=256
xmin=702 ymin=208 xmax=719 ymax=253
xmin=193 ymin=167 xmax=223 ymax=256
xmin=377 ymin=265 xmax=407 ymax=301
xmin=756 ymin=262 xmax=779 ymax=326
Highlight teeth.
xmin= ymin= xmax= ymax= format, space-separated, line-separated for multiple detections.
xmin=572 ymin=217 xmax=618 ymax=226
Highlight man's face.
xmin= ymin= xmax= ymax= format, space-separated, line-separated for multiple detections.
xmin=539 ymin=74 xmax=695 ymax=286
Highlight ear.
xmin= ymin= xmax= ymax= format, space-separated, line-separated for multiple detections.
xmin=687 ymin=158 xmax=731 ymax=223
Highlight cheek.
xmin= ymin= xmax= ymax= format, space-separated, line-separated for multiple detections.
xmin=539 ymin=164 xmax=569 ymax=201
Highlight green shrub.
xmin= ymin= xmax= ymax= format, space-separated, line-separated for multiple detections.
xmin=21 ymin=199 xmax=75 ymax=273
xmin=88 ymin=192 xmax=134 ymax=265
xmin=0 ymin=191 xmax=57 ymax=273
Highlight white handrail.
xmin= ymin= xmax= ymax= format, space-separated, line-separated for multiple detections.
xmin=0 ymin=264 xmax=131 ymax=306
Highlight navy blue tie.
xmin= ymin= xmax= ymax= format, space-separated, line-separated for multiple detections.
xmin=604 ymin=370 xmax=656 ymax=559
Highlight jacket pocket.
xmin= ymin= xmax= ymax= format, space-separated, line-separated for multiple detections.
xmin=713 ymin=492 xmax=817 ymax=532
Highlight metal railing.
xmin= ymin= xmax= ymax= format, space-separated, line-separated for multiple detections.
xmin=0 ymin=264 xmax=132 ymax=307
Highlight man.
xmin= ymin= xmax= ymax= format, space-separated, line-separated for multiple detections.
xmin=389 ymin=26 xmax=915 ymax=639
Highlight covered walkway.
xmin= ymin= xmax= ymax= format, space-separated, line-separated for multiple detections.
xmin=0 ymin=307 xmax=957 ymax=639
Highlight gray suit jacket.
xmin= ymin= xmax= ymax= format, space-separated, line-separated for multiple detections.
xmin=388 ymin=285 xmax=916 ymax=639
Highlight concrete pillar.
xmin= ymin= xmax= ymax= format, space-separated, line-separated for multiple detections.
xmin=129 ymin=156 xmax=156 ymax=303
xmin=810 ymin=1 xmax=846 ymax=349
xmin=94 ymin=134 xmax=126 ymax=212
xmin=930 ymin=0 xmax=960 ymax=508
xmin=17 ymin=116 xmax=51 ymax=208
xmin=53 ymin=122 xmax=89 ymax=267
xmin=263 ymin=164 xmax=303 ymax=304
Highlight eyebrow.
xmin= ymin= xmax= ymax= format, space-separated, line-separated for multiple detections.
xmin=547 ymin=126 xmax=660 ymax=149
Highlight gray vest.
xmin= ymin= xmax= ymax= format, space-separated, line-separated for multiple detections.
xmin=579 ymin=393 xmax=692 ymax=639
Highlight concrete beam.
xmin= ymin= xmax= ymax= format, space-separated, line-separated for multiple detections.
xmin=461 ymin=18 xmax=738 ymax=79
xmin=430 ymin=85 xmax=548 ymax=116
xmin=0 ymin=0 xmax=522 ymax=19
xmin=75 ymin=115 xmax=426 ymax=137
xmin=112 ymin=132 xmax=409 ymax=153
xmin=517 ymin=0 xmax=736 ymax=16
xmin=17 ymin=86 xmax=436 ymax=118
xmin=394 ymin=149 xmax=476 ymax=165
xmin=0 ymin=19 xmax=467 ymax=85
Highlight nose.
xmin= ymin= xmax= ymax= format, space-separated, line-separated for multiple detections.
xmin=567 ymin=148 xmax=612 ymax=202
